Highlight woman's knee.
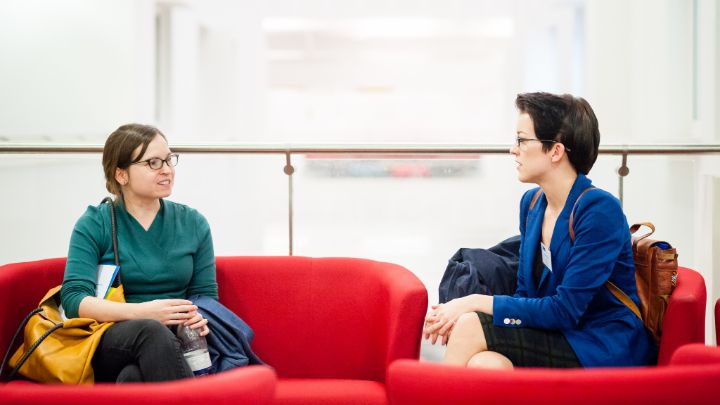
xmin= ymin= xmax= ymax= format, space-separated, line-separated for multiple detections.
xmin=452 ymin=312 xmax=484 ymax=339
xmin=467 ymin=351 xmax=514 ymax=370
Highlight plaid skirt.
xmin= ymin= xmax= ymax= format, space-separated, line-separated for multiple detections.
xmin=476 ymin=312 xmax=581 ymax=368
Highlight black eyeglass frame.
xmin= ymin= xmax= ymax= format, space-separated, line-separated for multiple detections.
xmin=515 ymin=137 xmax=571 ymax=152
xmin=130 ymin=153 xmax=180 ymax=170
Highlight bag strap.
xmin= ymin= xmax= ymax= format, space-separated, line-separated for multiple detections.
xmin=529 ymin=189 xmax=543 ymax=210
xmin=568 ymin=189 xmax=642 ymax=321
xmin=101 ymin=197 xmax=122 ymax=284
xmin=568 ymin=188 xmax=594 ymax=241
xmin=605 ymin=281 xmax=642 ymax=319
xmin=629 ymin=222 xmax=655 ymax=241
xmin=524 ymin=189 xmax=543 ymax=229
xmin=0 ymin=308 xmax=44 ymax=380
xmin=4 ymin=320 xmax=64 ymax=381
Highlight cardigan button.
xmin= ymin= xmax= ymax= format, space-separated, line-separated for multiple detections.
xmin=503 ymin=318 xmax=510 ymax=325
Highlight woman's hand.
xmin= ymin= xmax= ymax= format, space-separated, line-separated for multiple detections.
xmin=423 ymin=297 xmax=471 ymax=344
xmin=134 ymin=299 xmax=198 ymax=325
xmin=424 ymin=318 xmax=454 ymax=345
xmin=184 ymin=310 xmax=210 ymax=336
xmin=423 ymin=295 xmax=493 ymax=345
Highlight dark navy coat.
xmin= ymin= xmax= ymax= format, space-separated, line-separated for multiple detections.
xmin=439 ymin=236 xmax=519 ymax=303
xmin=493 ymin=174 xmax=656 ymax=367
xmin=191 ymin=295 xmax=264 ymax=372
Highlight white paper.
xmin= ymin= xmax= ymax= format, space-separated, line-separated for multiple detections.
xmin=96 ymin=263 xmax=120 ymax=299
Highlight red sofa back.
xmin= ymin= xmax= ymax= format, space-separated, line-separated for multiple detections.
xmin=0 ymin=257 xmax=66 ymax=361
xmin=215 ymin=256 xmax=427 ymax=381
xmin=657 ymin=267 xmax=706 ymax=365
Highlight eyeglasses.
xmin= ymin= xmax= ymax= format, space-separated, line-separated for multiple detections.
xmin=131 ymin=153 xmax=179 ymax=170
xmin=515 ymin=137 xmax=571 ymax=152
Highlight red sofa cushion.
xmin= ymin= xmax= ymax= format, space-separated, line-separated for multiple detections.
xmin=275 ymin=379 xmax=387 ymax=405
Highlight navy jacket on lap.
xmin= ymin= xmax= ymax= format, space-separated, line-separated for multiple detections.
xmin=439 ymin=235 xmax=520 ymax=303
xmin=191 ymin=295 xmax=264 ymax=372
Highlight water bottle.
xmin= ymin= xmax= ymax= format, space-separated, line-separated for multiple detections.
xmin=176 ymin=324 xmax=212 ymax=377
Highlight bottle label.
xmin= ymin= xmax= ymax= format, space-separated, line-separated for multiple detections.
xmin=183 ymin=349 xmax=212 ymax=373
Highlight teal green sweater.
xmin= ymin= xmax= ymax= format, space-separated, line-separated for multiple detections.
xmin=61 ymin=199 xmax=218 ymax=319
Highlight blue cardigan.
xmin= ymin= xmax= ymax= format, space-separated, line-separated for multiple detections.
xmin=493 ymin=174 xmax=656 ymax=367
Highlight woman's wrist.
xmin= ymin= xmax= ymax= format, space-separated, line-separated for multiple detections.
xmin=466 ymin=294 xmax=493 ymax=314
xmin=127 ymin=302 xmax=142 ymax=320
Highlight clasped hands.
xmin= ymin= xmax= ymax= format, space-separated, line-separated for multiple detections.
xmin=423 ymin=297 xmax=469 ymax=346
xmin=140 ymin=299 xmax=210 ymax=336
xmin=423 ymin=294 xmax=492 ymax=346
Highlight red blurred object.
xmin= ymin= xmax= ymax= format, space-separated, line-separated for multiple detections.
xmin=388 ymin=344 xmax=720 ymax=405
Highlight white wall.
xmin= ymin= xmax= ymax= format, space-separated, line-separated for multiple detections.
xmin=0 ymin=0 xmax=155 ymax=141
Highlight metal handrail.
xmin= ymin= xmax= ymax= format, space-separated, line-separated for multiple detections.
xmin=2 ymin=143 xmax=719 ymax=255
xmin=1 ymin=143 xmax=720 ymax=154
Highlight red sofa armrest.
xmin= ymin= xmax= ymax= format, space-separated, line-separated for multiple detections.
xmin=657 ymin=267 xmax=706 ymax=365
xmin=1 ymin=365 xmax=276 ymax=405
xmin=386 ymin=360 xmax=720 ymax=405
xmin=670 ymin=343 xmax=720 ymax=366
xmin=374 ymin=259 xmax=429 ymax=372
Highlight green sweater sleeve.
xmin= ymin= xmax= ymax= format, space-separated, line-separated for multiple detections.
xmin=60 ymin=205 xmax=110 ymax=319
xmin=187 ymin=211 xmax=218 ymax=300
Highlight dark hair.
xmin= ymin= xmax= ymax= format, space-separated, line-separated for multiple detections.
xmin=102 ymin=124 xmax=167 ymax=196
xmin=515 ymin=92 xmax=600 ymax=174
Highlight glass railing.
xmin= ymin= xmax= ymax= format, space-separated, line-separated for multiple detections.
xmin=1 ymin=143 xmax=719 ymax=347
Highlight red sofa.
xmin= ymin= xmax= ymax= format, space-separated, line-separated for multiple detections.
xmin=386 ymin=266 xmax=710 ymax=405
xmin=215 ymin=256 xmax=428 ymax=405
xmin=387 ymin=344 xmax=720 ymax=405
xmin=0 ymin=256 xmax=428 ymax=405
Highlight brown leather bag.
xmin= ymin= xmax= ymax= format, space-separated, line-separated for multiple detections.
xmin=566 ymin=188 xmax=678 ymax=344
xmin=623 ymin=222 xmax=678 ymax=342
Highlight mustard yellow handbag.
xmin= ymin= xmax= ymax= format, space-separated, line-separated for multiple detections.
xmin=0 ymin=198 xmax=125 ymax=384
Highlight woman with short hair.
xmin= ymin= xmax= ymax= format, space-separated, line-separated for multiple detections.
xmin=424 ymin=93 xmax=656 ymax=368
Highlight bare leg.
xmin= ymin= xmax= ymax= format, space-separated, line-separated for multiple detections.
xmin=467 ymin=351 xmax=514 ymax=370
xmin=443 ymin=312 xmax=487 ymax=366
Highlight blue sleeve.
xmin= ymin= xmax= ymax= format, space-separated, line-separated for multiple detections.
xmin=60 ymin=206 xmax=108 ymax=318
xmin=513 ymin=189 xmax=537 ymax=299
xmin=187 ymin=211 xmax=218 ymax=300
xmin=494 ymin=191 xmax=626 ymax=329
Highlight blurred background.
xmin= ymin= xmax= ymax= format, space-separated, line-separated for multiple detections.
xmin=1 ymin=0 xmax=719 ymax=349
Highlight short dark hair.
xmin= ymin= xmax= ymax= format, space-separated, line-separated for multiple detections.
xmin=515 ymin=92 xmax=600 ymax=174
xmin=102 ymin=124 xmax=167 ymax=196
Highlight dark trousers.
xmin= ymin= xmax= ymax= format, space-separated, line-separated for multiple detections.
xmin=92 ymin=319 xmax=193 ymax=383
